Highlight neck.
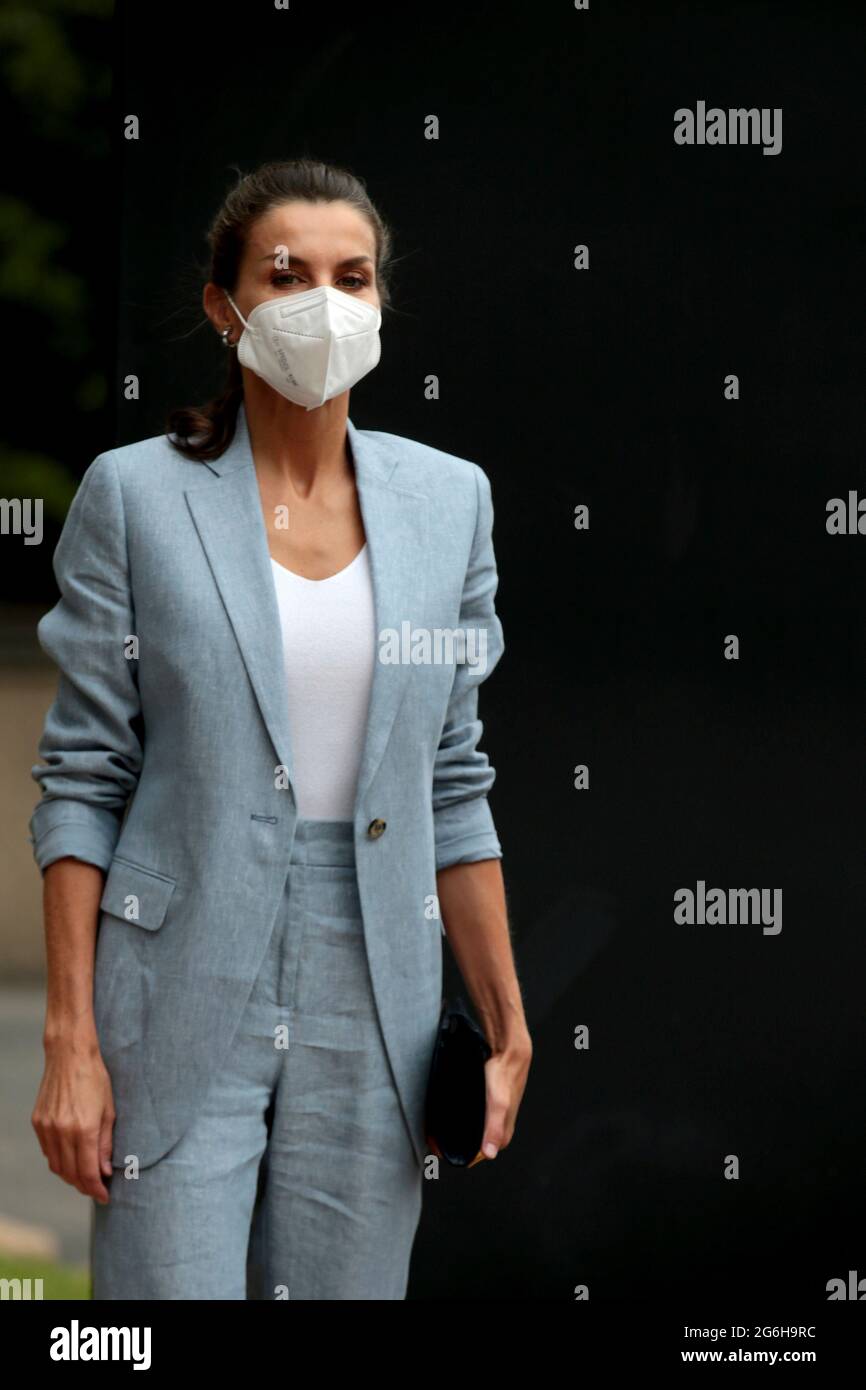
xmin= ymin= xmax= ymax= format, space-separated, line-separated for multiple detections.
xmin=241 ymin=371 xmax=353 ymax=491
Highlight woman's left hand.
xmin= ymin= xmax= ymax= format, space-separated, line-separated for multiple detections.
xmin=474 ymin=1033 xmax=533 ymax=1164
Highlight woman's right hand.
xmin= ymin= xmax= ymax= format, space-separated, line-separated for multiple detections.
xmin=32 ymin=1033 xmax=116 ymax=1204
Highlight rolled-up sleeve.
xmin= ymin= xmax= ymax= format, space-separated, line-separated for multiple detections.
xmin=433 ymin=463 xmax=505 ymax=871
xmin=28 ymin=451 xmax=143 ymax=875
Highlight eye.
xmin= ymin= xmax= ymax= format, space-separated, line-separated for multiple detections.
xmin=270 ymin=271 xmax=369 ymax=291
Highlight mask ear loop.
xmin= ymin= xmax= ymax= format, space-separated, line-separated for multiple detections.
xmin=224 ymin=291 xmax=250 ymax=332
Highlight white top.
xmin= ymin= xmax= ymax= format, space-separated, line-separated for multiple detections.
xmin=270 ymin=543 xmax=376 ymax=820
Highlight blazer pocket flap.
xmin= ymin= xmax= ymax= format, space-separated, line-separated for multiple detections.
xmin=99 ymin=857 xmax=177 ymax=931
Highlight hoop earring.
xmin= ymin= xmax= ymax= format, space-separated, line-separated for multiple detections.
xmin=220 ymin=326 xmax=236 ymax=348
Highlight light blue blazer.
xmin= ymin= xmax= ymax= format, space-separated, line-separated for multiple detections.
xmin=28 ymin=402 xmax=505 ymax=1169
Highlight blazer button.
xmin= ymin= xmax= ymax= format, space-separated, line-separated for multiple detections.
xmin=367 ymin=818 xmax=387 ymax=839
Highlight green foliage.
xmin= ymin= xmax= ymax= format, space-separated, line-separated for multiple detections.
xmin=0 ymin=0 xmax=115 ymax=517
xmin=1 ymin=448 xmax=80 ymax=521
xmin=0 ymin=1255 xmax=90 ymax=1301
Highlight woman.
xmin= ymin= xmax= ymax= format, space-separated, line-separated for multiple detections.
xmin=28 ymin=157 xmax=532 ymax=1300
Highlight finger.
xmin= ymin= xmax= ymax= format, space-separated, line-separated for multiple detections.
xmin=31 ymin=1113 xmax=48 ymax=1160
xmin=40 ymin=1124 xmax=63 ymax=1178
xmin=98 ymin=1108 xmax=115 ymax=1180
xmin=58 ymin=1131 xmax=88 ymax=1197
xmin=481 ymin=1098 xmax=509 ymax=1158
xmin=77 ymin=1130 xmax=110 ymax=1205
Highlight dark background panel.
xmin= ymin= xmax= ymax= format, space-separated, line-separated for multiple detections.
xmin=100 ymin=0 xmax=866 ymax=1298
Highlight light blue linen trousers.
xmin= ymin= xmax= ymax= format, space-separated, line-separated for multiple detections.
xmin=91 ymin=818 xmax=424 ymax=1300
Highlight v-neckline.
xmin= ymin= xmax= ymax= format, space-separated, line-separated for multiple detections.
xmin=269 ymin=543 xmax=367 ymax=585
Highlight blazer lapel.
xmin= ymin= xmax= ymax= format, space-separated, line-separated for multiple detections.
xmin=185 ymin=433 xmax=295 ymax=787
xmin=184 ymin=402 xmax=428 ymax=817
xmin=350 ymin=423 xmax=429 ymax=812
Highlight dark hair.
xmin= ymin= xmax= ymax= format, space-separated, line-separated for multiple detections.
xmin=166 ymin=158 xmax=394 ymax=462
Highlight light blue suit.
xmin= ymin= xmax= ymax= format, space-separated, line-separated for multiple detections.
xmin=29 ymin=402 xmax=505 ymax=1178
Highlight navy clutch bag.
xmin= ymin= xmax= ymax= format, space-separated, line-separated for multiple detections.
xmin=424 ymin=995 xmax=491 ymax=1167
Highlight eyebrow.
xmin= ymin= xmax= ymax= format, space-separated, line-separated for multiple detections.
xmin=256 ymin=254 xmax=374 ymax=268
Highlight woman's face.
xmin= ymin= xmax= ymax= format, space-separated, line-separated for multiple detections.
xmin=211 ymin=198 xmax=380 ymax=332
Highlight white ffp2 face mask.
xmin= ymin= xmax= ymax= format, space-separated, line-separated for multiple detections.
xmin=224 ymin=285 xmax=382 ymax=411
